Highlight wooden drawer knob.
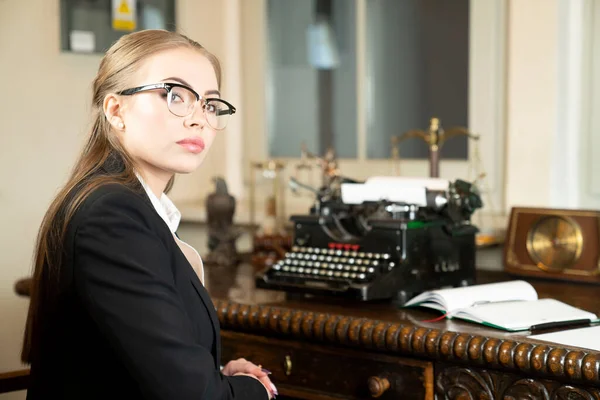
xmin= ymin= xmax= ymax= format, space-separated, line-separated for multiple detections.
xmin=368 ymin=376 xmax=390 ymax=398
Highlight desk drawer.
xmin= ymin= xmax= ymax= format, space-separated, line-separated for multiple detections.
xmin=221 ymin=331 xmax=433 ymax=400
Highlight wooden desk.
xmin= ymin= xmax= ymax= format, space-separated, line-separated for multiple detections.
xmin=15 ymin=266 xmax=600 ymax=399
xmin=206 ymin=265 xmax=600 ymax=399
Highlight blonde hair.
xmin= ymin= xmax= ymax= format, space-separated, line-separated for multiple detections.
xmin=21 ymin=29 xmax=221 ymax=364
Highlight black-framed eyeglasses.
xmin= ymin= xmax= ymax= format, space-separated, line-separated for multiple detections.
xmin=117 ymin=82 xmax=236 ymax=131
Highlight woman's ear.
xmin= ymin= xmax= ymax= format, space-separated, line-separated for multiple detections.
xmin=103 ymin=93 xmax=126 ymax=131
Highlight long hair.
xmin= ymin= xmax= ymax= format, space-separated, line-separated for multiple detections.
xmin=21 ymin=29 xmax=222 ymax=364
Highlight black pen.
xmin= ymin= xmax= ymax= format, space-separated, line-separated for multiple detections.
xmin=530 ymin=319 xmax=591 ymax=332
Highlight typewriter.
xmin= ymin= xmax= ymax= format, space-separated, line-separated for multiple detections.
xmin=255 ymin=175 xmax=483 ymax=303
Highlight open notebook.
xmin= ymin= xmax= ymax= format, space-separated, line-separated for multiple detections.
xmin=403 ymin=280 xmax=599 ymax=332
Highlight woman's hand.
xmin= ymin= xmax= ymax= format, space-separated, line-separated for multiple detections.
xmin=223 ymin=358 xmax=278 ymax=398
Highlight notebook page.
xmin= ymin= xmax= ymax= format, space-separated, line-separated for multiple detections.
xmin=435 ymin=280 xmax=538 ymax=314
xmin=529 ymin=325 xmax=600 ymax=351
xmin=404 ymin=292 xmax=447 ymax=310
xmin=455 ymin=298 xmax=598 ymax=331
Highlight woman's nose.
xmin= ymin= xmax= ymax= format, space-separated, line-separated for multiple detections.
xmin=185 ymin=102 xmax=207 ymax=128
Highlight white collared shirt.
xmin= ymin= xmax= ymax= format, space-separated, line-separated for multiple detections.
xmin=136 ymin=174 xmax=205 ymax=284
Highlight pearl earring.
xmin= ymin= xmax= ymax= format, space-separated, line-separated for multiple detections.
xmin=118 ymin=122 xmax=124 ymax=129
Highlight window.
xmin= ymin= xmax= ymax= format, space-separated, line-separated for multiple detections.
xmin=266 ymin=0 xmax=358 ymax=158
xmin=365 ymin=0 xmax=469 ymax=160
xmin=266 ymin=0 xmax=469 ymax=161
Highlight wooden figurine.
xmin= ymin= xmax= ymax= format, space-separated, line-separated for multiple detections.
xmin=204 ymin=177 xmax=243 ymax=267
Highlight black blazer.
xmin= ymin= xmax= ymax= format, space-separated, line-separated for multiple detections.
xmin=27 ymin=176 xmax=268 ymax=400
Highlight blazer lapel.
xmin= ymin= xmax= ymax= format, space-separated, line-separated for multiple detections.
xmin=173 ymin=232 xmax=221 ymax=367
xmin=188 ymin=265 xmax=222 ymax=369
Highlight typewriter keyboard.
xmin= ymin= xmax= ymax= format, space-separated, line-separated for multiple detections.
xmin=268 ymin=246 xmax=395 ymax=284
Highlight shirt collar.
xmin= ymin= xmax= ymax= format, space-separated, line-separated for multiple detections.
xmin=136 ymin=173 xmax=181 ymax=233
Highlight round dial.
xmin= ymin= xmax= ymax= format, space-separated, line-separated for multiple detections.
xmin=526 ymin=216 xmax=583 ymax=271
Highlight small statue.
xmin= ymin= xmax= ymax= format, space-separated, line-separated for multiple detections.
xmin=204 ymin=176 xmax=243 ymax=267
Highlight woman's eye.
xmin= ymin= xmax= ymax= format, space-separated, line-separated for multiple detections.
xmin=170 ymin=93 xmax=184 ymax=103
xmin=205 ymin=103 xmax=217 ymax=114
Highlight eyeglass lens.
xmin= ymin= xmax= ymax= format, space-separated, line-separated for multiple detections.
xmin=167 ymin=86 xmax=232 ymax=130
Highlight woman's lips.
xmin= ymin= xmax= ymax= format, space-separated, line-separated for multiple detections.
xmin=177 ymin=137 xmax=205 ymax=154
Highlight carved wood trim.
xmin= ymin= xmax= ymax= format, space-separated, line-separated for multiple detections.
xmin=214 ymin=300 xmax=600 ymax=386
xmin=435 ymin=365 xmax=600 ymax=399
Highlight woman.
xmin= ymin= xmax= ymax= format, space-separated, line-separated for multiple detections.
xmin=21 ymin=29 xmax=277 ymax=400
